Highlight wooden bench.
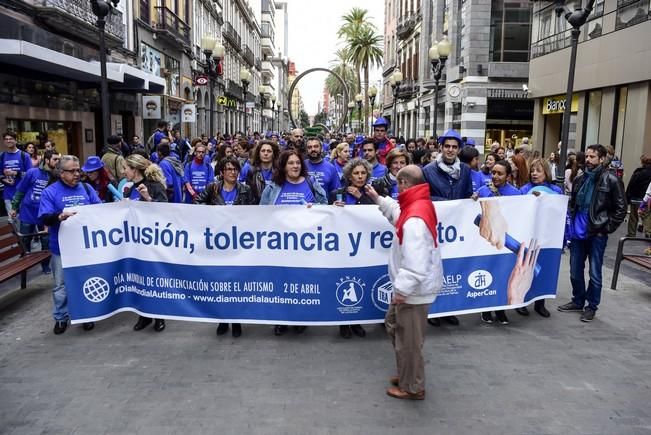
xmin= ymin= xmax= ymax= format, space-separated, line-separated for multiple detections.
xmin=610 ymin=236 xmax=651 ymax=290
xmin=0 ymin=222 xmax=51 ymax=289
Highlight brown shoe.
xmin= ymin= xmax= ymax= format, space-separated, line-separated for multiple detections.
xmin=386 ymin=386 xmax=425 ymax=400
xmin=389 ymin=376 xmax=399 ymax=386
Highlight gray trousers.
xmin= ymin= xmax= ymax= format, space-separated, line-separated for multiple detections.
xmin=385 ymin=302 xmax=431 ymax=394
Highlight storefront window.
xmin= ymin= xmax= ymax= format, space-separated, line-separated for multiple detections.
xmin=6 ymin=119 xmax=76 ymax=156
xmin=165 ymin=56 xmax=181 ymax=97
xmin=614 ymin=87 xmax=628 ymax=157
xmin=584 ymin=90 xmax=602 ymax=147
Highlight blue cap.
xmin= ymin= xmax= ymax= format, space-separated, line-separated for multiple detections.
xmin=81 ymin=156 xmax=104 ymax=173
xmin=372 ymin=117 xmax=389 ymax=128
xmin=465 ymin=137 xmax=476 ymax=147
xmin=354 ymin=135 xmax=365 ymax=145
xmin=437 ymin=129 xmax=463 ymax=145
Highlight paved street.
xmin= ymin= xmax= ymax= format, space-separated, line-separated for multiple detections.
xmin=1 ymin=227 xmax=650 ymax=435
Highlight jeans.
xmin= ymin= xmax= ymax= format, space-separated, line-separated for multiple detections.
xmin=50 ymin=254 xmax=68 ymax=321
xmin=4 ymin=199 xmax=14 ymax=223
xmin=19 ymin=221 xmax=50 ymax=272
xmin=569 ymin=235 xmax=608 ymax=311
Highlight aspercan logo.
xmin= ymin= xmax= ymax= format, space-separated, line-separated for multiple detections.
xmin=82 ymin=277 xmax=111 ymax=303
xmin=467 ymin=270 xmax=493 ymax=290
xmin=371 ymin=274 xmax=393 ymax=312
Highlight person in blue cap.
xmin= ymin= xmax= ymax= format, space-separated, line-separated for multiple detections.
xmin=371 ymin=117 xmax=395 ymax=165
xmin=352 ymin=134 xmax=365 ymax=159
xmin=81 ymin=155 xmax=115 ymax=202
xmin=422 ymin=128 xmax=474 ymax=327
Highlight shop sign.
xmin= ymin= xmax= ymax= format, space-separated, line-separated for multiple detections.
xmin=182 ymin=104 xmax=196 ymax=123
xmin=218 ymin=96 xmax=236 ymax=107
xmin=195 ymin=75 xmax=209 ymax=86
xmin=543 ymin=94 xmax=579 ymax=115
xmin=143 ymin=96 xmax=161 ymax=119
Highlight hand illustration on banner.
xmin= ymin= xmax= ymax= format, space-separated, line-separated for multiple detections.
xmin=507 ymin=240 xmax=541 ymax=304
xmin=477 ymin=200 xmax=507 ymax=250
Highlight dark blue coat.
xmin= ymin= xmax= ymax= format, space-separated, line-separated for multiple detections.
xmin=422 ymin=161 xmax=474 ymax=201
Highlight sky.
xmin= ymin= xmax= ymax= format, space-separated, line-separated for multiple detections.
xmin=283 ymin=0 xmax=385 ymax=115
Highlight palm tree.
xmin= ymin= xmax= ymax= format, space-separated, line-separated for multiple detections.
xmin=326 ymin=48 xmax=357 ymax=100
xmin=337 ymin=8 xmax=376 ymax=94
xmin=347 ymin=24 xmax=383 ymax=133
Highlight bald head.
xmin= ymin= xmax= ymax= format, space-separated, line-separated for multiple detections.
xmin=291 ymin=128 xmax=304 ymax=141
xmin=397 ymin=165 xmax=425 ymax=192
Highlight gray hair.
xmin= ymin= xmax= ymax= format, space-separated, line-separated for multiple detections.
xmin=54 ymin=155 xmax=80 ymax=178
xmin=342 ymin=158 xmax=373 ymax=184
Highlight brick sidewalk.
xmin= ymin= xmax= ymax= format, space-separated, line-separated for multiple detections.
xmin=1 ymin=250 xmax=650 ymax=434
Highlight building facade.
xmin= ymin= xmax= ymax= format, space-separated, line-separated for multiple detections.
xmin=383 ymin=0 xmax=533 ymax=151
xmin=529 ymin=0 xmax=651 ymax=183
xmin=0 ymin=0 xmax=163 ymax=157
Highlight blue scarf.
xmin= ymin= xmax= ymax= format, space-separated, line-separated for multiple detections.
xmin=576 ymin=166 xmax=601 ymax=212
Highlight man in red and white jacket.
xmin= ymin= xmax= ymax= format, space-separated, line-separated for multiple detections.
xmin=366 ymin=165 xmax=443 ymax=400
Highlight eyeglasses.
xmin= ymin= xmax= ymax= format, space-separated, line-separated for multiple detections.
xmin=62 ymin=169 xmax=81 ymax=174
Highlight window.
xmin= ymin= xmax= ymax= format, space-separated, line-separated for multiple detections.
xmin=613 ymin=87 xmax=628 ymax=157
xmin=490 ymin=1 xmax=532 ymax=62
xmin=583 ymin=91 xmax=602 ymax=147
xmin=165 ymin=56 xmax=181 ymax=97
xmin=616 ymin=0 xmax=650 ymax=30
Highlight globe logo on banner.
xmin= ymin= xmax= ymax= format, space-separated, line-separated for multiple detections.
xmin=371 ymin=274 xmax=393 ymax=312
xmin=83 ymin=277 xmax=111 ymax=303
xmin=467 ymin=270 xmax=493 ymax=290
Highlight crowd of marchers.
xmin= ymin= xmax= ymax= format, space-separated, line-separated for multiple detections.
xmin=1 ymin=118 xmax=649 ymax=336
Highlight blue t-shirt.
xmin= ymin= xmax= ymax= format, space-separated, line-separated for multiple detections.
xmin=305 ymin=159 xmax=341 ymax=197
xmin=370 ymin=162 xmax=387 ymax=183
xmin=220 ymin=187 xmax=237 ymax=205
xmin=153 ymin=130 xmax=167 ymax=147
xmin=160 ymin=158 xmax=183 ymax=203
xmin=184 ymin=161 xmax=214 ymax=203
xmin=332 ymin=160 xmax=345 ymax=182
xmin=38 ymin=181 xmax=101 ymax=255
xmin=1 ymin=150 xmax=30 ymax=200
xmin=390 ymin=181 xmax=399 ymax=199
xmin=476 ymin=183 xmax=522 ymax=198
xmin=15 ymin=167 xmax=50 ymax=225
xmin=477 ymin=171 xmax=492 ymax=188
xmin=520 ymin=182 xmax=563 ymax=195
xmin=275 ymin=180 xmax=316 ymax=205
xmin=470 ymin=170 xmax=484 ymax=192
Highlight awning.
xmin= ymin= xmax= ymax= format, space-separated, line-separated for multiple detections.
xmin=0 ymin=39 xmax=165 ymax=93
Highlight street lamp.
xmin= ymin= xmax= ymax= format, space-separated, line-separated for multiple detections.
xmin=347 ymin=101 xmax=355 ymax=133
xmin=259 ymin=84 xmax=268 ymax=133
xmin=90 ymin=0 xmax=117 ymax=147
xmin=271 ymin=94 xmax=277 ymax=133
xmin=355 ymin=93 xmax=363 ymax=134
xmin=201 ymin=36 xmax=224 ymax=139
xmin=555 ymin=0 xmax=596 ymax=187
xmin=429 ymin=35 xmax=451 ymax=139
xmin=368 ymin=86 xmax=378 ymax=134
xmin=240 ymin=67 xmax=251 ymax=136
xmin=390 ymin=69 xmax=403 ymax=136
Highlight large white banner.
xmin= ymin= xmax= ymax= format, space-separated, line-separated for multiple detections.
xmin=60 ymin=195 xmax=567 ymax=324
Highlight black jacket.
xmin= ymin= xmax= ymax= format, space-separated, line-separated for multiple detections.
xmin=125 ymin=179 xmax=168 ymax=203
xmin=569 ymin=168 xmax=627 ymax=236
xmin=625 ymin=166 xmax=651 ymax=202
xmin=422 ymin=160 xmax=474 ymax=201
xmin=372 ymin=173 xmax=396 ymax=198
xmin=193 ymin=181 xmax=255 ymax=205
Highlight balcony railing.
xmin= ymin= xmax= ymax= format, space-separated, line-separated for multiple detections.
xmin=397 ymin=13 xmax=417 ymax=39
xmin=223 ymin=22 xmax=241 ymax=50
xmin=226 ymin=79 xmax=243 ymax=100
xmin=153 ymin=6 xmax=190 ymax=45
xmin=255 ymin=58 xmax=262 ymax=71
xmin=35 ymin=0 xmax=125 ymax=45
xmin=243 ymin=45 xmax=255 ymax=66
xmin=395 ymin=80 xmax=419 ymax=98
